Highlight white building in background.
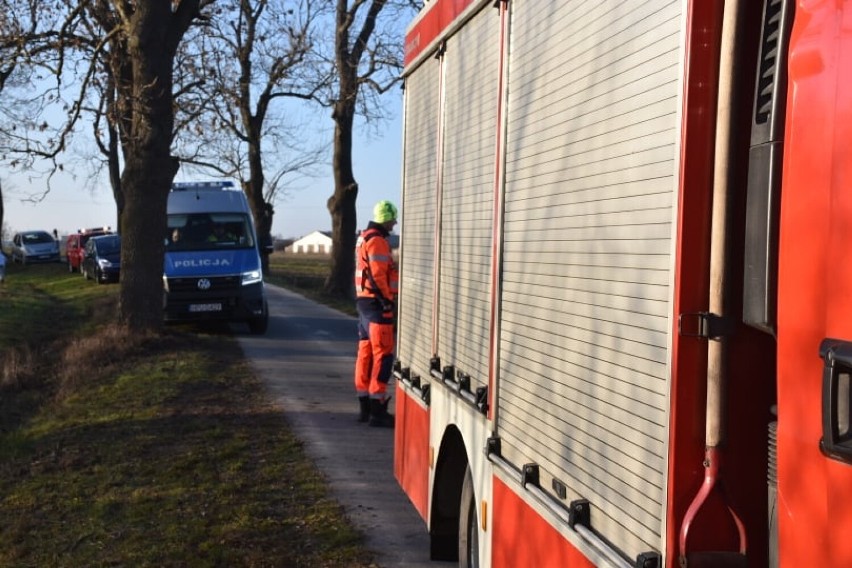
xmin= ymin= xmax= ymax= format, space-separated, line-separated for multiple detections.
xmin=286 ymin=230 xmax=333 ymax=254
xmin=284 ymin=231 xmax=398 ymax=255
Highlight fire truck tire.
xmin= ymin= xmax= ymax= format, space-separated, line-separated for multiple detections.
xmin=458 ymin=465 xmax=479 ymax=568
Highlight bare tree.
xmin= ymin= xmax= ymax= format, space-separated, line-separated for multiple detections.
xmin=0 ymin=0 xmax=47 ymax=238
xmin=323 ymin=0 xmax=419 ymax=299
xmin=0 ymin=17 xmax=14 ymax=238
xmin=60 ymin=9 xmax=215 ymax=235
xmin=94 ymin=1 xmax=211 ymax=331
xmin=175 ymin=0 xmax=330 ymax=272
xmin=75 ymin=25 xmax=125 ymax=231
xmin=0 ymin=0 xmax=210 ymax=331
xmin=0 ymin=18 xmax=11 ymax=235
xmin=0 ymin=0 xmax=125 ymax=229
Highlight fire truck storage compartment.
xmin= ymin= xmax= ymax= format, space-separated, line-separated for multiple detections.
xmin=492 ymin=0 xmax=683 ymax=559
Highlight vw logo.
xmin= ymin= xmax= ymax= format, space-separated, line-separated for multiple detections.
xmin=197 ymin=278 xmax=212 ymax=291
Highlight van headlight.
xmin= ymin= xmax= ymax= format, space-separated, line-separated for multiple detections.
xmin=98 ymin=259 xmax=113 ymax=268
xmin=241 ymin=270 xmax=262 ymax=286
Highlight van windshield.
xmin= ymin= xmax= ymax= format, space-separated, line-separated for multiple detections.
xmin=166 ymin=213 xmax=255 ymax=251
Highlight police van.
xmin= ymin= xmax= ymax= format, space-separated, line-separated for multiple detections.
xmin=164 ymin=181 xmax=269 ymax=334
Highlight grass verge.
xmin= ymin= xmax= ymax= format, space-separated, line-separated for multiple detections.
xmin=0 ymin=262 xmax=374 ymax=567
xmin=265 ymin=253 xmax=356 ymax=317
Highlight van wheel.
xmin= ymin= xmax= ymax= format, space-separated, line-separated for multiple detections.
xmin=248 ymin=315 xmax=268 ymax=335
xmin=248 ymin=301 xmax=269 ymax=335
xmin=459 ymin=465 xmax=479 ymax=568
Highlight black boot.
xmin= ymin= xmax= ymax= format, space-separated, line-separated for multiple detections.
xmin=369 ymin=397 xmax=395 ymax=428
xmin=357 ymin=396 xmax=370 ymax=423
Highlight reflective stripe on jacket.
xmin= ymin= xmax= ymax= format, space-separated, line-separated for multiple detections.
xmin=354 ymin=223 xmax=399 ymax=300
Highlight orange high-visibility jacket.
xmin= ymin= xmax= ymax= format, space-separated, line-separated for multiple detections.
xmin=355 ymin=224 xmax=399 ymax=301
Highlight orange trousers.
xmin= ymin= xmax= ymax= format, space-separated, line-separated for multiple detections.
xmin=354 ymin=298 xmax=395 ymax=399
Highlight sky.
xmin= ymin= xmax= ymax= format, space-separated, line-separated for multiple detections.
xmin=2 ymin=97 xmax=404 ymax=242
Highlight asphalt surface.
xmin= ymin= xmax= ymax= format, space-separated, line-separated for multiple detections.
xmin=237 ymin=284 xmax=454 ymax=568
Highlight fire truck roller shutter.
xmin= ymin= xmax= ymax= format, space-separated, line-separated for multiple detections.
xmin=437 ymin=4 xmax=501 ymax=397
xmin=398 ymin=57 xmax=442 ymax=380
xmin=495 ymin=0 xmax=683 ymax=560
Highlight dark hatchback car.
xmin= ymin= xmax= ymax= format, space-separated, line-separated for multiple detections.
xmin=82 ymin=234 xmax=121 ymax=284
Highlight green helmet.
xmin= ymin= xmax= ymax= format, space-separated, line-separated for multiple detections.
xmin=373 ymin=200 xmax=398 ymax=223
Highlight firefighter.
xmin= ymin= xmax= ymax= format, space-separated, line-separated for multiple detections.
xmin=354 ymin=200 xmax=399 ymax=427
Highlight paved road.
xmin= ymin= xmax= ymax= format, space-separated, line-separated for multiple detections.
xmin=237 ymin=284 xmax=454 ymax=568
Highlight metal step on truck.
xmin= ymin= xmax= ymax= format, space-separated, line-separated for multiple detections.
xmin=392 ymin=0 xmax=852 ymax=566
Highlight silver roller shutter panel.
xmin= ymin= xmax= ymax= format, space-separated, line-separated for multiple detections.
xmin=496 ymin=0 xmax=683 ymax=559
xmin=437 ymin=6 xmax=500 ymax=390
xmin=398 ymin=57 xmax=442 ymax=379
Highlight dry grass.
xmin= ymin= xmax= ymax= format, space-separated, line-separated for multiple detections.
xmin=1 ymin=345 xmax=37 ymax=390
xmin=54 ymin=323 xmax=153 ymax=400
xmin=0 ymin=262 xmax=376 ymax=567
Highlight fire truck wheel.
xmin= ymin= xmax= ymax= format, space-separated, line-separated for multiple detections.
xmin=458 ymin=465 xmax=479 ymax=568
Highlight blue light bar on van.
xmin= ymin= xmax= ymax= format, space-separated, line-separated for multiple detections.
xmin=171 ymin=181 xmax=236 ymax=192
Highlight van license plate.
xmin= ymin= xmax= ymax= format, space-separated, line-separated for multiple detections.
xmin=189 ymin=303 xmax=222 ymax=313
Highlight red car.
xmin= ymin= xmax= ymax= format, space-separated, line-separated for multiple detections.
xmin=66 ymin=227 xmax=111 ymax=273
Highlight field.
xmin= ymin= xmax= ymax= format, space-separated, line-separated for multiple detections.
xmin=0 ymin=260 xmax=374 ymax=567
xmin=266 ymin=252 xmax=356 ymax=316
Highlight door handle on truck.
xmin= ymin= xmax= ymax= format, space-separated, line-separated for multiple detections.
xmin=819 ymin=339 xmax=852 ymax=464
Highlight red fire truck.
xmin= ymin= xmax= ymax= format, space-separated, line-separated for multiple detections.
xmin=392 ymin=0 xmax=851 ymax=566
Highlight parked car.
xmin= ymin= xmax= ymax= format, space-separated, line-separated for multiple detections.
xmin=10 ymin=230 xmax=60 ymax=264
xmin=66 ymin=227 xmax=112 ymax=273
xmin=82 ymin=234 xmax=121 ymax=284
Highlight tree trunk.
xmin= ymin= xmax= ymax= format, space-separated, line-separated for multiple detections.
xmin=0 ymin=180 xmax=5 ymax=239
xmin=115 ymin=1 xmax=186 ymax=333
xmin=119 ymin=154 xmax=176 ymax=331
xmin=242 ymin=182 xmax=274 ymax=274
xmin=256 ymin=201 xmax=274 ymax=275
xmin=108 ymin=123 xmax=124 ymax=233
xmin=325 ymin=0 xmax=394 ymax=300
xmin=244 ymin=130 xmax=273 ymax=274
xmin=104 ymin=68 xmax=126 ymax=234
xmin=325 ymin=97 xmax=358 ymax=299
